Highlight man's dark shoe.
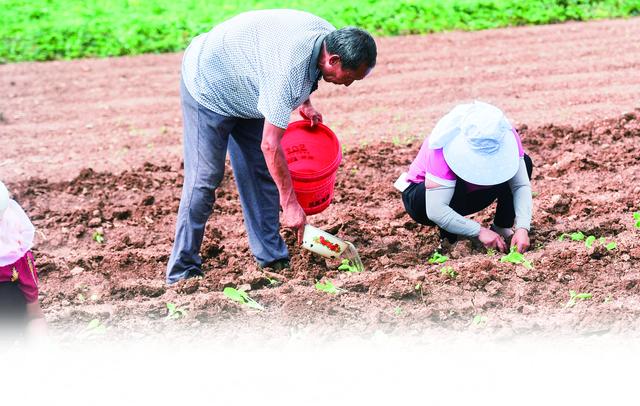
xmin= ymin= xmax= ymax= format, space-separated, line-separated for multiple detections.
xmin=259 ymin=259 xmax=290 ymax=272
xmin=166 ymin=269 xmax=204 ymax=286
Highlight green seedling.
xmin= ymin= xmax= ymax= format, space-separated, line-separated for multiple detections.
xmin=440 ymin=266 xmax=458 ymax=278
xmin=559 ymin=231 xmax=585 ymax=242
xmin=415 ymin=282 xmax=422 ymax=291
xmin=166 ymin=302 xmax=187 ymax=319
xmin=223 ymin=287 xmax=265 ymax=311
xmin=392 ymin=135 xmax=402 ymax=146
xmin=571 ymin=231 xmax=585 ymax=241
xmin=428 ymin=251 xmax=449 ymax=264
xmin=315 ymin=279 xmax=342 ymax=295
xmin=486 ymin=248 xmax=496 ymax=257
xmin=78 ymin=318 xmax=107 ymax=339
xmin=87 ymin=318 xmax=106 ymax=332
xmin=92 ymin=230 xmax=104 ymax=243
xmin=266 ymin=276 xmax=280 ymax=286
xmin=394 ymin=306 xmax=402 ymax=316
xmin=500 ymin=246 xmax=533 ymax=269
xmin=472 ymin=315 xmax=488 ymax=326
xmin=633 ymin=212 xmax=640 ymax=229
xmin=338 ymin=259 xmax=360 ymax=273
xmin=560 ymin=231 xmax=617 ymax=252
xmin=565 ymin=290 xmax=593 ymax=308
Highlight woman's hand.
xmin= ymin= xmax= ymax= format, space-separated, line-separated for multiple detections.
xmin=511 ymin=228 xmax=530 ymax=253
xmin=478 ymin=227 xmax=508 ymax=252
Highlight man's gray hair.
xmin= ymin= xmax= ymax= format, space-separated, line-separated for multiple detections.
xmin=324 ymin=27 xmax=377 ymax=71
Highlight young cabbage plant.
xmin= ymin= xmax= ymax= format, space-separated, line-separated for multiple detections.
xmin=315 ymin=279 xmax=343 ymax=295
xmin=78 ymin=318 xmax=107 ymax=339
xmin=166 ymin=302 xmax=187 ymax=319
xmin=565 ymin=290 xmax=592 ymax=308
xmin=338 ymin=259 xmax=360 ymax=273
xmin=500 ymin=246 xmax=533 ymax=269
xmin=223 ymin=287 xmax=265 ymax=311
xmin=559 ymin=231 xmax=585 ymax=242
xmin=440 ymin=266 xmax=458 ymax=278
xmin=472 ymin=315 xmax=488 ymax=326
xmin=633 ymin=212 xmax=640 ymax=229
xmin=428 ymin=251 xmax=449 ymax=264
xmin=92 ymin=230 xmax=105 ymax=244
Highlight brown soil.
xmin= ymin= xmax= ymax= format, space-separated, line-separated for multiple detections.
xmin=1 ymin=18 xmax=640 ymax=341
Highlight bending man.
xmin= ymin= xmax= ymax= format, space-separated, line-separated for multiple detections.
xmin=167 ymin=9 xmax=377 ymax=284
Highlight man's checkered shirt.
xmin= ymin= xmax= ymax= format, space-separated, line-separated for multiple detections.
xmin=181 ymin=9 xmax=335 ymax=129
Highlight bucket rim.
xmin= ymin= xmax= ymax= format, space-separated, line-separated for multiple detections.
xmin=283 ymin=120 xmax=342 ymax=182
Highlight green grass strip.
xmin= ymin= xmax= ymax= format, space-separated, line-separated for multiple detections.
xmin=1 ymin=0 xmax=639 ymax=62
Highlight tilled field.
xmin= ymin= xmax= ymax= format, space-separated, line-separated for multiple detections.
xmin=1 ymin=18 xmax=640 ymax=341
xmin=8 ymin=109 xmax=640 ymax=341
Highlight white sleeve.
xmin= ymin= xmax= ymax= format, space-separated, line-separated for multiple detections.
xmin=425 ymin=185 xmax=482 ymax=238
xmin=508 ymin=158 xmax=533 ymax=231
xmin=0 ymin=200 xmax=35 ymax=266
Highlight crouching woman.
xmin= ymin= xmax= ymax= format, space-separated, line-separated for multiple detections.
xmin=398 ymin=101 xmax=533 ymax=253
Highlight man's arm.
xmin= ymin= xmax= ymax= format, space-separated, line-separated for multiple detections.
xmin=261 ymin=121 xmax=307 ymax=242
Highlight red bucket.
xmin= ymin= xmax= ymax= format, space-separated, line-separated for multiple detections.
xmin=282 ymin=120 xmax=342 ymax=215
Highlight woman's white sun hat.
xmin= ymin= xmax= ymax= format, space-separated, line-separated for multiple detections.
xmin=428 ymin=101 xmax=519 ymax=186
xmin=0 ymin=180 xmax=9 ymax=219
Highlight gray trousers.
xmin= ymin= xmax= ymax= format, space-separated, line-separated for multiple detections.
xmin=166 ymin=80 xmax=288 ymax=284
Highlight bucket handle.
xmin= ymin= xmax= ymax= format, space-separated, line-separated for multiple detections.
xmin=298 ymin=109 xmax=323 ymax=127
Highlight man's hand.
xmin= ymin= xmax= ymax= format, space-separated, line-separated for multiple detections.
xmin=511 ymin=228 xmax=530 ymax=253
xmin=282 ymin=200 xmax=307 ymax=242
xmin=299 ymin=99 xmax=323 ymax=127
xmin=478 ymin=227 xmax=507 ymax=252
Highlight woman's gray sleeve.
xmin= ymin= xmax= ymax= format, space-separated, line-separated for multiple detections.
xmin=508 ymin=158 xmax=533 ymax=231
xmin=425 ymin=185 xmax=482 ymax=237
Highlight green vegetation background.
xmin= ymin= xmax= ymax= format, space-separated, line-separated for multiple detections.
xmin=1 ymin=0 xmax=639 ymax=62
